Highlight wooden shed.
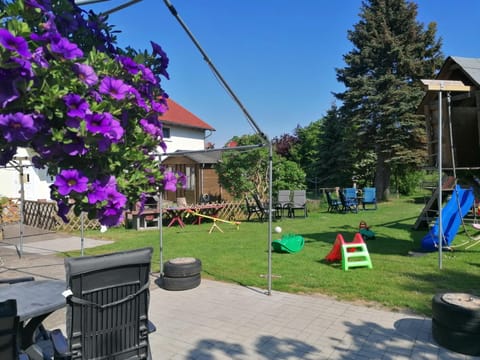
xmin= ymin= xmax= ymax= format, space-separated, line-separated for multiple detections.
xmin=161 ymin=150 xmax=233 ymax=204
xmin=419 ymin=56 xmax=480 ymax=170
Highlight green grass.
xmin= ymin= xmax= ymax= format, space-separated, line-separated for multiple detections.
xmin=73 ymin=196 xmax=480 ymax=317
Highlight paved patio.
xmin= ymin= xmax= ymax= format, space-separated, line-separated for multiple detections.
xmin=1 ymin=224 xmax=478 ymax=359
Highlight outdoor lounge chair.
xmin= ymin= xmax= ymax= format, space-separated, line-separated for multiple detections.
xmin=50 ymin=247 xmax=155 ymax=360
xmin=245 ymin=196 xmax=262 ymax=221
xmin=274 ymin=190 xmax=291 ymax=218
xmin=252 ymin=193 xmax=276 ymax=222
xmin=0 ymin=299 xmax=29 ymax=360
xmin=362 ymin=187 xmax=377 ymax=210
xmin=289 ymin=190 xmax=307 ymax=218
xmin=339 ymin=190 xmax=358 ymax=213
xmin=325 ymin=191 xmax=341 ymax=213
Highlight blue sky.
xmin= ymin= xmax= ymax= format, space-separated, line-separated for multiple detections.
xmin=82 ymin=0 xmax=480 ymax=147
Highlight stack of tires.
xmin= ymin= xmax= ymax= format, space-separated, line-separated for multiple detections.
xmin=161 ymin=257 xmax=202 ymax=291
xmin=432 ymin=292 xmax=480 ymax=356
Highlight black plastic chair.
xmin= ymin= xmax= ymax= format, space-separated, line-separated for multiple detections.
xmin=245 ymin=196 xmax=262 ymax=221
xmin=252 ymin=193 xmax=276 ymax=222
xmin=50 ymin=247 xmax=155 ymax=360
xmin=0 ymin=299 xmax=29 ymax=360
xmin=325 ymin=191 xmax=341 ymax=213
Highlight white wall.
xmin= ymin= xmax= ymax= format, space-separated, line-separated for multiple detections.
xmin=0 ymin=148 xmax=54 ymax=201
xmin=162 ymin=125 xmax=206 ymax=154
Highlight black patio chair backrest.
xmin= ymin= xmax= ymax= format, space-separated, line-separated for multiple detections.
xmin=0 ymin=299 xmax=24 ymax=360
xmin=63 ymin=247 xmax=153 ymax=360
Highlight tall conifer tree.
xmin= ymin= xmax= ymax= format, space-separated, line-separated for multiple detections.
xmin=335 ymin=0 xmax=443 ymax=200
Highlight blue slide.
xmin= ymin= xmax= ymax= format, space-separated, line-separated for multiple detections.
xmin=421 ymin=185 xmax=474 ymax=252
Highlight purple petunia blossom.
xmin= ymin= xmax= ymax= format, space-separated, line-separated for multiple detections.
xmin=0 ymin=29 xmax=32 ymax=58
xmin=32 ymin=47 xmax=49 ymax=68
xmin=138 ymin=64 xmax=157 ymax=85
xmin=99 ymin=77 xmax=131 ymax=100
xmin=116 ymin=55 xmax=139 ymax=75
xmin=62 ymin=137 xmax=88 ymax=156
xmin=163 ymin=171 xmax=177 ymax=192
xmin=50 ymin=37 xmax=83 ymax=60
xmin=0 ymin=113 xmax=38 ymax=142
xmin=85 ymin=112 xmax=113 ymax=135
xmin=54 ymin=169 xmax=88 ymax=196
xmin=98 ymin=205 xmax=124 ymax=227
xmin=129 ymin=87 xmax=148 ymax=111
xmin=150 ymin=41 xmax=170 ymax=79
xmin=140 ymin=118 xmax=162 ymax=138
xmin=151 ymin=100 xmax=167 ymax=114
xmin=73 ymin=63 xmax=98 ymax=86
xmin=0 ymin=145 xmax=17 ymax=166
xmin=63 ymin=93 xmax=89 ymax=118
xmin=56 ymin=199 xmax=70 ymax=223
xmin=0 ymin=70 xmax=21 ymax=108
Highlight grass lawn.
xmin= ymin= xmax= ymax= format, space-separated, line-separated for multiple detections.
xmin=75 ymin=195 xmax=480 ymax=317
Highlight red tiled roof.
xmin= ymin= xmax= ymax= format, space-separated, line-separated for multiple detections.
xmin=158 ymin=98 xmax=215 ymax=131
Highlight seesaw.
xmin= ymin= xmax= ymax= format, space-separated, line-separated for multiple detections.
xmin=186 ymin=209 xmax=241 ymax=233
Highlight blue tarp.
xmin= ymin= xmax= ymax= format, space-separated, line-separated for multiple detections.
xmin=421 ymin=185 xmax=474 ymax=252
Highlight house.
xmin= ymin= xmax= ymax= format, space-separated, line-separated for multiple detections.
xmin=419 ymin=56 xmax=480 ymax=169
xmin=159 ymin=99 xmax=233 ymax=204
xmin=0 ymin=98 xmax=223 ymax=203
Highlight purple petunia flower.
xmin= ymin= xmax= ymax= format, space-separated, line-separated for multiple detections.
xmin=73 ymin=63 xmax=98 ymax=86
xmin=140 ymin=118 xmax=162 ymax=138
xmin=62 ymin=136 xmax=88 ymax=156
xmin=98 ymin=205 xmax=124 ymax=227
xmin=32 ymin=47 xmax=49 ymax=68
xmin=163 ymin=171 xmax=177 ymax=192
xmin=150 ymin=41 xmax=170 ymax=79
xmin=25 ymin=0 xmax=51 ymax=12
xmin=85 ymin=112 xmax=113 ymax=135
xmin=0 ymin=70 xmax=21 ymax=108
xmin=138 ymin=64 xmax=157 ymax=85
xmin=54 ymin=169 xmax=88 ymax=196
xmin=151 ymin=100 xmax=167 ymax=114
xmin=63 ymin=93 xmax=89 ymax=118
xmin=0 ymin=112 xmax=38 ymax=142
xmin=0 ymin=29 xmax=32 ymax=58
xmin=99 ymin=77 xmax=131 ymax=100
xmin=0 ymin=145 xmax=17 ymax=166
xmin=56 ymin=199 xmax=70 ymax=223
xmin=116 ymin=55 xmax=139 ymax=75
xmin=50 ymin=37 xmax=83 ymax=60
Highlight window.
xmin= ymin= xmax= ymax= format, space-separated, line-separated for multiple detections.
xmin=163 ymin=127 xmax=170 ymax=138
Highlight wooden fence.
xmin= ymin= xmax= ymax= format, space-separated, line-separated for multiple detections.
xmin=1 ymin=199 xmax=249 ymax=232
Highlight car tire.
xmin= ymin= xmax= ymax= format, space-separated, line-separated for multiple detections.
xmin=161 ymin=273 xmax=201 ymax=291
xmin=432 ymin=319 xmax=480 ymax=356
xmin=163 ymin=257 xmax=202 ymax=278
xmin=432 ymin=293 xmax=480 ymax=333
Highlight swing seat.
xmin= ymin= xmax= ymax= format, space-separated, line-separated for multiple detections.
xmin=473 ymin=223 xmax=480 ymax=230
xmin=271 ymin=234 xmax=304 ymax=253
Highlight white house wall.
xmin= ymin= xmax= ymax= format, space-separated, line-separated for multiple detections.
xmin=162 ymin=126 xmax=206 ymax=154
xmin=0 ymin=147 xmax=54 ymax=201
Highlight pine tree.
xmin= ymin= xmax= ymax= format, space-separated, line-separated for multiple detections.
xmin=335 ymin=0 xmax=443 ymax=200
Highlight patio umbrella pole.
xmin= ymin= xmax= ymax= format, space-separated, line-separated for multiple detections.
xmin=159 ymin=191 xmax=164 ymax=276
xmin=163 ymin=0 xmax=273 ymax=294
xmin=437 ymin=89 xmax=443 ymax=269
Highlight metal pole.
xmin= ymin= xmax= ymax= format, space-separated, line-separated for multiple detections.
xmin=159 ymin=191 xmax=164 ymax=276
xmin=438 ymin=88 xmax=443 ymax=269
xmin=18 ymin=163 xmax=24 ymax=257
xmin=267 ymin=143 xmax=273 ymax=295
xmin=80 ymin=212 xmax=85 ymax=256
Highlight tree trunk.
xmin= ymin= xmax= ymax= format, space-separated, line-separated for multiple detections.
xmin=375 ymin=153 xmax=391 ymax=201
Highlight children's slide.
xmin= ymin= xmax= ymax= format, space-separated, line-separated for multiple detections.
xmin=421 ymin=185 xmax=474 ymax=252
xmin=325 ymin=233 xmax=365 ymax=262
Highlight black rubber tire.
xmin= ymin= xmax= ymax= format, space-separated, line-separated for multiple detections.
xmin=432 ymin=293 xmax=480 ymax=333
xmin=432 ymin=319 xmax=480 ymax=356
xmin=161 ymin=273 xmax=201 ymax=291
xmin=163 ymin=257 xmax=202 ymax=278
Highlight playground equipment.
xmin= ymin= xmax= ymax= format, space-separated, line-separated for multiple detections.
xmin=271 ymin=234 xmax=304 ymax=253
xmin=325 ymin=233 xmax=373 ymax=271
xmin=421 ymin=185 xmax=474 ymax=252
xmin=186 ymin=209 xmax=241 ymax=234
